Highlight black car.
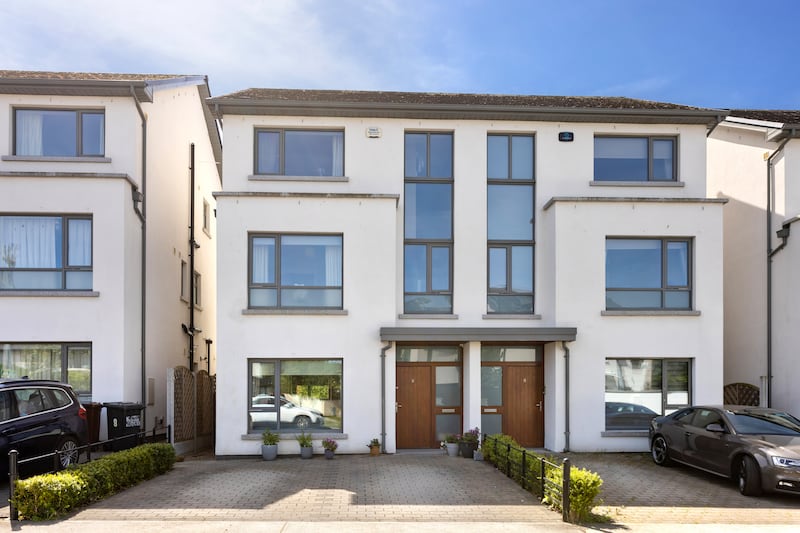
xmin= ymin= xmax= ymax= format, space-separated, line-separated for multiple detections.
xmin=649 ymin=405 xmax=800 ymax=496
xmin=606 ymin=401 xmax=658 ymax=430
xmin=0 ymin=379 xmax=88 ymax=475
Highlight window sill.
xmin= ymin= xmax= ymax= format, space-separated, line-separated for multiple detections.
xmin=242 ymin=432 xmax=347 ymax=440
xmin=590 ymin=180 xmax=684 ymax=187
xmin=601 ymin=310 xmax=701 ymax=316
xmin=398 ymin=314 xmax=459 ymax=319
xmin=2 ymin=155 xmax=111 ymax=163
xmin=601 ymin=430 xmax=649 ymax=438
xmin=0 ymin=290 xmax=99 ymax=297
xmin=248 ymin=174 xmax=349 ymax=183
xmin=242 ymin=308 xmax=348 ymax=316
xmin=483 ymin=314 xmax=541 ymax=320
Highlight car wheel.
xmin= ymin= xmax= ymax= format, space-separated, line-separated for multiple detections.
xmin=295 ymin=415 xmax=311 ymax=429
xmin=57 ymin=437 xmax=80 ymax=469
xmin=651 ymin=435 xmax=672 ymax=466
xmin=737 ymin=455 xmax=762 ymax=496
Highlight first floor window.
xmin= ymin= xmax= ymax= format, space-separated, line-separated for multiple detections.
xmin=0 ymin=215 xmax=92 ymax=290
xmin=256 ymin=129 xmax=344 ymax=177
xmin=248 ymin=358 xmax=342 ymax=433
xmin=15 ymin=108 xmax=104 ymax=157
xmin=488 ymin=245 xmax=533 ymax=313
xmin=594 ymin=136 xmax=676 ymax=182
xmin=604 ymin=358 xmax=690 ymax=430
xmin=0 ymin=343 xmax=91 ymax=395
xmin=249 ymin=234 xmax=343 ymax=309
xmin=606 ymin=238 xmax=691 ymax=310
xmin=404 ymin=243 xmax=452 ymax=313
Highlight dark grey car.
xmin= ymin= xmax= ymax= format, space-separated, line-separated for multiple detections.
xmin=649 ymin=405 xmax=800 ymax=496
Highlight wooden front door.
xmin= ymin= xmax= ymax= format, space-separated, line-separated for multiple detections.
xmin=504 ymin=365 xmax=544 ymax=447
xmin=396 ymin=366 xmax=432 ymax=448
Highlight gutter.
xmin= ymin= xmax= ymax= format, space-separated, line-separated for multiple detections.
xmin=130 ymin=85 xmax=148 ymax=427
xmin=380 ymin=341 xmax=392 ymax=453
xmin=563 ymin=341 xmax=571 ymax=452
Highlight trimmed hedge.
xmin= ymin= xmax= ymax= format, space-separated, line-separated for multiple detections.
xmin=12 ymin=443 xmax=176 ymax=521
xmin=482 ymin=434 xmax=602 ymax=523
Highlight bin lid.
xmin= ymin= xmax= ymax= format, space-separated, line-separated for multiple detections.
xmin=102 ymin=402 xmax=144 ymax=409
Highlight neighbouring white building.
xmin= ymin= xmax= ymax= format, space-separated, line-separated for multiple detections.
xmin=708 ymin=110 xmax=800 ymax=413
xmin=0 ymin=71 xmax=221 ymax=437
xmin=210 ymin=89 xmax=726 ymax=455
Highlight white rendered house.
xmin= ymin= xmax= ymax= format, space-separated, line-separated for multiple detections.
xmin=708 ymin=111 xmax=800 ymax=413
xmin=0 ymin=71 xmax=221 ymax=436
xmin=210 ymin=89 xmax=725 ymax=455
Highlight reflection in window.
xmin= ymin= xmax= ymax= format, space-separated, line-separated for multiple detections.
xmin=256 ymin=129 xmax=344 ymax=177
xmin=0 ymin=343 xmax=91 ymax=394
xmin=15 ymin=109 xmax=104 ymax=157
xmin=594 ymin=136 xmax=675 ymax=182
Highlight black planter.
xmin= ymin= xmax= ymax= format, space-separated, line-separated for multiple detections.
xmin=459 ymin=441 xmax=477 ymax=458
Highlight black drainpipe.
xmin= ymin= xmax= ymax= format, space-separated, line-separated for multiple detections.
xmin=185 ymin=143 xmax=198 ymax=370
xmin=130 ymin=86 xmax=147 ymax=425
xmin=563 ymin=341 xmax=570 ymax=452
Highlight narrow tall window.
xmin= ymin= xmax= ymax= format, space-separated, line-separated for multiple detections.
xmin=404 ymin=132 xmax=453 ymax=313
xmin=487 ymin=134 xmax=534 ymax=313
xmin=14 ymin=109 xmax=104 ymax=157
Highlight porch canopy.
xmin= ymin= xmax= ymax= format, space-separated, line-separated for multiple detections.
xmin=379 ymin=326 xmax=577 ymax=343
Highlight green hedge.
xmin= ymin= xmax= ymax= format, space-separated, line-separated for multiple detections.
xmin=12 ymin=443 xmax=176 ymax=521
xmin=482 ymin=434 xmax=602 ymax=523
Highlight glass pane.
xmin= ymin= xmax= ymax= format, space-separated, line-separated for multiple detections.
xmin=666 ymin=360 xmax=690 ymax=406
xmin=488 ymin=248 xmax=507 ymax=290
xmin=250 ymin=362 xmax=276 ymax=431
xmin=66 ymin=271 xmax=92 ymax=290
xmin=511 ymin=136 xmax=533 ymax=179
xmin=404 ymin=183 xmax=452 ymax=239
xmin=280 ymin=288 xmax=342 ymax=308
xmin=429 ymin=134 xmax=453 ymax=178
xmin=481 ymin=366 xmax=502 ymax=405
xmin=436 ymin=366 xmax=461 ymax=406
xmin=256 ymin=131 xmax=280 ymax=174
xmin=68 ymin=219 xmax=92 ymax=266
xmin=604 ymin=359 xmax=662 ymax=429
xmin=250 ymin=288 xmax=277 ymax=307
xmin=606 ymin=290 xmax=662 ymax=309
xmin=2 ymin=271 xmax=62 ymax=290
xmin=1 ymin=344 xmax=62 ymax=381
xmin=405 ymin=133 xmax=427 ymax=177
xmin=436 ymin=414 xmax=461 ymax=443
xmin=511 ymin=246 xmax=533 ymax=292
xmin=482 ymin=347 xmax=538 ymax=362
xmin=653 ymin=139 xmax=674 ymax=181
xmin=0 ymin=216 xmax=62 ymax=268
xmin=431 ymin=246 xmax=449 ymax=291
xmin=281 ymin=235 xmax=342 ymax=287
xmin=488 ymin=294 xmax=533 ymax=314
xmin=404 ymin=294 xmax=452 ymax=313
xmin=251 ymin=237 xmax=275 ymax=284
xmin=606 ymin=239 xmax=661 ymax=288
xmin=667 ymin=241 xmax=688 ymax=287
xmin=16 ymin=110 xmax=77 ymax=156
xmin=284 ymin=130 xmax=343 ymax=176
xmin=594 ymin=137 xmax=647 ymax=181
xmin=481 ymin=414 xmax=502 ymax=436
xmin=488 ymin=184 xmax=533 ymax=240
xmin=397 ymin=347 xmax=460 ymax=362
xmin=81 ymin=113 xmax=104 ymax=156
xmin=404 ymin=244 xmax=426 ymax=293
xmin=67 ymin=346 xmax=91 ymax=393
xmin=280 ymin=359 xmax=341 ymax=430
xmin=487 ymin=136 xmax=508 ymax=179
xmin=664 ymin=291 xmax=690 ymax=309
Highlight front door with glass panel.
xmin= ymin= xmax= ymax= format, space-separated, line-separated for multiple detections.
xmin=396 ymin=346 xmax=461 ymax=449
xmin=481 ymin=346 xmax=543 ymax=447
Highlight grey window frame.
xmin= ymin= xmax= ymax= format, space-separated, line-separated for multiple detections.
xmin=487 ymin=134 xmax=535 ymax=314
xmin=404 ymin=132 xmax=454 ymax=314
xmin=0 ymin=342 xmax=92 ymax=395
xmin=13 ymin=108 xmax=105 ymax=157
xmin=605 ymin=237 xmax=692 ymax=310
xmin=594 ymin=135 xmax=677 ymax=182
xmin=253 ymin=128 xmax=345 ymax=177
xmin=248 ymin=232 xmax=344 ymax=310
xmin=0 ymin=214 xmax=93 ymax=291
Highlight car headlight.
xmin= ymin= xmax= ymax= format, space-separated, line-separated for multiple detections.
xmin=771 ymin=456 xmax=800 ymax=468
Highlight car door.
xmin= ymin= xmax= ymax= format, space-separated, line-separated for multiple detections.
xmin=661 ymin=408 xmax=696 ymax=462
xmin=2 ymin=388 xmax=59 ymax=466
xmin=685 ymin=408 xmax=732 ymax=475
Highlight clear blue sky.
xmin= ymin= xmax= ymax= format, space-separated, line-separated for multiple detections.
xmin=3 ymin=0 xmax=798 ymax=110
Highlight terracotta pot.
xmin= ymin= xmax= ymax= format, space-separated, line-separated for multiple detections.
xmin=369 ymin=445 xmax=380 ymax=456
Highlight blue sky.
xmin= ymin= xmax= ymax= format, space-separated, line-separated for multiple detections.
xmin=2 ymin=0 xmax=798 ymax=109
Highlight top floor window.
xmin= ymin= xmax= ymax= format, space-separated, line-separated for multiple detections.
xmin=14 ymin=109 xmax=104 ymax=157
xmin=594 ymin=136 xmax=675 ymax=182
xmin=255 ymin=129 xmax=344 ymax=177
xmin=405 ymin=132 xmax=453 ymax=178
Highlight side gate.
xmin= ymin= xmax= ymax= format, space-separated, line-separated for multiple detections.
xmin=167 ymin=366 xmax=216 ymax=455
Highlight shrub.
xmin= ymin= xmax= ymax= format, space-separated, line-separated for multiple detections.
xmin=12 ymin=443 xmax=176 ymax=521
xmin=543 ymin=464 xmax=603 ymax=522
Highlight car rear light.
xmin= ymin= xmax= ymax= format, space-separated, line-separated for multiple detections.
xmin=78 ymin=406 xmax=87 ymax=420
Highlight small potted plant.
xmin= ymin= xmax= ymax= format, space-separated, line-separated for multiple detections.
xmin=459 ymin=427 xmax=480 ymax=459
xmin=296 ymin=431 xmax=313 ymax=459
xmin=442 ymin=434 xmax=459 ymax=457
xmin=367 ymin=438 xmax=380 ymax=456
xmin=322 ymin=437 xmax=338 ymax=459
xmin=261 ymin=429 xmax=280 ymax=461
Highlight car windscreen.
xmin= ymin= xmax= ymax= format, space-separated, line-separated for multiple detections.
xmin=728 ymin=411 xmax=800 ymax=435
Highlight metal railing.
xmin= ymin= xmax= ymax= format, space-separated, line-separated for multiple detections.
xmin=7 ymin=426 xmax=170 ymax=522
xmin=482 ymin=434 xmax=571 ymax=522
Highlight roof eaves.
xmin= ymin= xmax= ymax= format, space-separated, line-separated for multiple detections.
xmin=0 ymin=77 xmax=154 ymax=102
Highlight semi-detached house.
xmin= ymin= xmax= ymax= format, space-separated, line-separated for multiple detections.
xmin=0 ymin=71 xmax=221 ymax=439
xmin=210 ymin=89 xmax=726 ymax=454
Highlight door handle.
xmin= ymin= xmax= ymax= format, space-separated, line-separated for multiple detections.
xmin=395 ymin=402 xmax=402 ymax=412
xmin=536 ymin=401 xmax=543 ymax=412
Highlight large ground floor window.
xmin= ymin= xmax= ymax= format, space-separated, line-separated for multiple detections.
xmin=604 ymin=358 xmax=691 ymax=430
xmin=0 ymin=343 xmax=91 ymax=394
xmin=248 ymin=358 xmax=342 ymax=433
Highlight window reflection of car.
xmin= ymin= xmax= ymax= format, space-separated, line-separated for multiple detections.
xmin=250 ymin=395 xmax=324 ymax=429
xmin=606 ymin=401 xmax=658 ymax=429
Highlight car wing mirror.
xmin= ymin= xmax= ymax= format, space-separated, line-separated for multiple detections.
xmin=706 ymin=423 xmax=726 ymax=433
